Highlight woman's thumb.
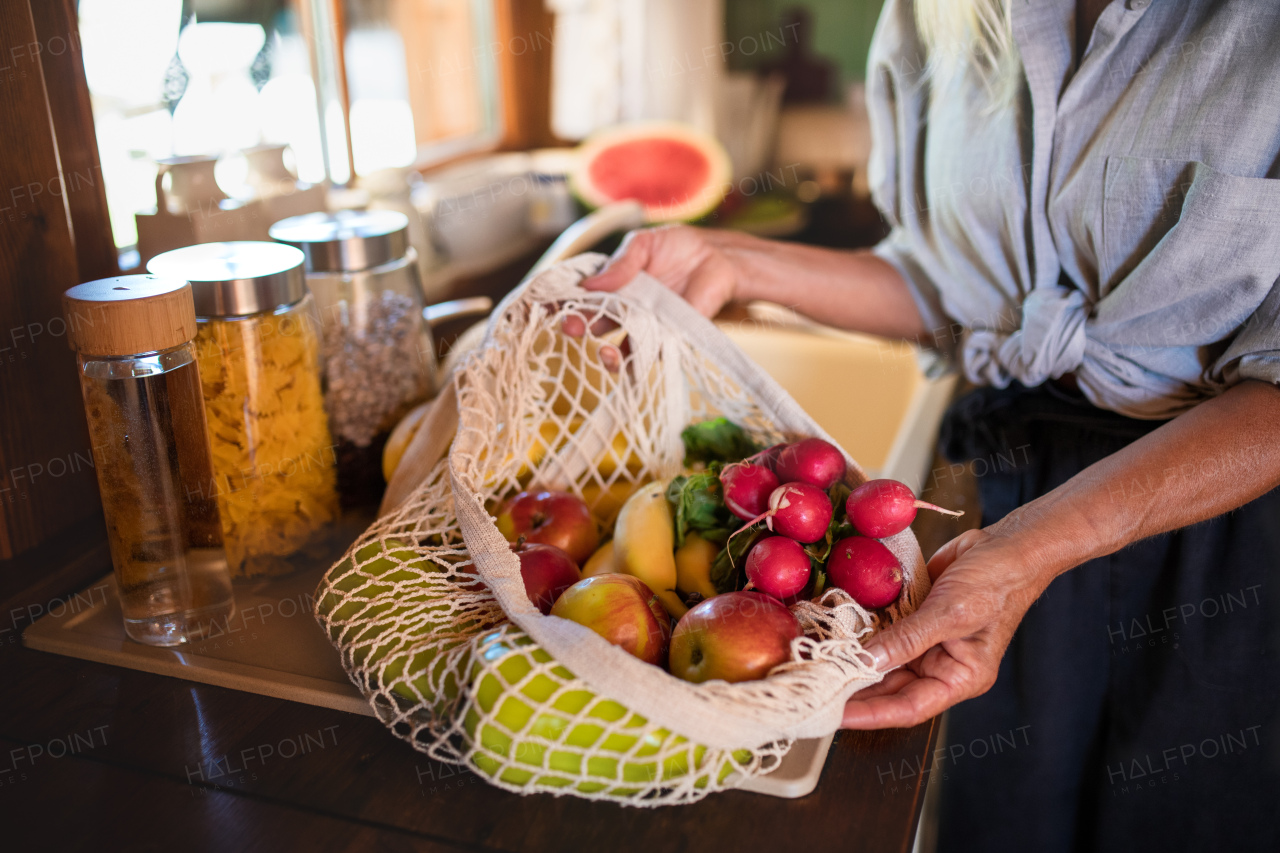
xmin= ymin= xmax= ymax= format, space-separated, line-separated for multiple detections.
xmin=861 ymin=596 xmax=958 ymax=672
xmin=581 ymin=229 xmax=652 ymax=292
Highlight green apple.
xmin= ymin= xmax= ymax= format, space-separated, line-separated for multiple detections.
xmin=319 ymin=539 xmax=751 ymax=795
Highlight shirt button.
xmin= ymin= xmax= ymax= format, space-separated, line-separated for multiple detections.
xmin=1127 ymin=0 xmax=1150 ymax=9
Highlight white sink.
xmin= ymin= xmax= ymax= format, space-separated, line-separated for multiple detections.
xmin=719 ymin=303 xmax=956 ymax=490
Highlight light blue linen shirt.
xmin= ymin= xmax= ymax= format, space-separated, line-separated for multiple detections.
xmin=867 ymin=0 xmax=1280 ymax=418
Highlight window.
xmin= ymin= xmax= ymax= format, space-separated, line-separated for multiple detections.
xmin=79 ymin=0 xmax=324 ymax=249
xmin=342 ymin=0 xmax=502 ymax=174
xmin=78 ymin=0 xmax=505 ymax=255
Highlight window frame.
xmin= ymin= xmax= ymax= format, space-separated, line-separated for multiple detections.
xmin=314 ymin=0 xmax=560 ymax=181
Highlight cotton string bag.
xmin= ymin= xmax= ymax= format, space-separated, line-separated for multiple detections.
xmin=316 ymin=254 xmax=930 ymax=805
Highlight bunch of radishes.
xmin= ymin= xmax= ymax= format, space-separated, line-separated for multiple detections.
xmin=720 ymin=437 xmax=961 ymax=610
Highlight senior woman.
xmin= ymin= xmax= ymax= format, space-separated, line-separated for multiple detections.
xmin=584 ymin=1 xmax=1280 ymax=850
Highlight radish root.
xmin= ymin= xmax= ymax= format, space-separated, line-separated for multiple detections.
xmin=914 ymin=499 xmax=963 ymax=518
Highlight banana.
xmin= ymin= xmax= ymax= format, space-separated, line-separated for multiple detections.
xmin=674 ymin=532 xmax=719 ymax=601
xmin=382 ymin=400 xmax=433 ymax=481
xmin=580 ymin=480 xmax=642 ymax=526
xmin=581 ymin=540 xmax=617 ymax=578
xmin=593 ymin=430 xmax=643 ymax=480
xmin=611 ymin=480 xmax=687 ymax=619
xmin=535 ymin=324 xmax=628 ymax=417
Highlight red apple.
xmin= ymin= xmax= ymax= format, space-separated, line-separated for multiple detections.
xmin=549 ymin=574 xmax=671 ymax=666
xmin=496 ymin=490 xmax=600 ymax=565
xmin=668 ymin=592 xmax=803 ymax=684
xmin=514 ymin=542 xmax=581 ymax=615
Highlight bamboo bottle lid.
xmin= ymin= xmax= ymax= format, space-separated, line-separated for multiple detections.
xmin=63 ymin=275 xmax=197 ymax=357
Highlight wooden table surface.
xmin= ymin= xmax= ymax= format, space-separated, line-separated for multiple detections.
xmin=0 ymin=638 xmax=937 ymax=853
xmin=0 ymin=524 xmax=939 ymax=853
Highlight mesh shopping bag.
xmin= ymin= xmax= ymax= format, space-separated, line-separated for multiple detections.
xmin=316 ymin=254 xmax=931 ymax=805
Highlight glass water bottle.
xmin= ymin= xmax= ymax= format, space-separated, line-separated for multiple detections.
xmin=64 ymin=276 xmax=235 ymax=646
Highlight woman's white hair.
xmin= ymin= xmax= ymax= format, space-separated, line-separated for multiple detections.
xmin=914 ymin=0 xmax=1021 ymax=106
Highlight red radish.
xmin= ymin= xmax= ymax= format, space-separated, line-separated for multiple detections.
xmin=745 ymin=536 xmax=811 ymax=601
xmin=775 ymin=438 xmax=847 ymax=490
xmin=726 ymin=482 xmax=833 ymax=554
xmin=845 ymin=479 xmax=963 ymax=538
xmin=720 ymin=462 xmax=780 ymax=520
xmin=767 ymin=483 xmax=832 ymax=542
xmin=747 ymin=443 xmax=787 ymax=471
xmin=827 ymin=536 xmax=903 ymax=608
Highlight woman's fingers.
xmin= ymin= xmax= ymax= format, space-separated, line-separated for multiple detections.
xmin=581 ymin=229 xmax=657 ymax=292
xmin=846 ymin=666 xmax=918 ymax=701
xmin=862 ymin=603 xmax=956 ymax=672
xmin=840 ymin=670 xmax=957 ymax=729
xmin=860 ymin=577 xmax=1000 ymax=673
xmin=841 ymin=529 xmax=1046 ymax=729
xmin=560 ymin=312 xmax=587 ymax=337
xmin=843 ymin=636 xmax=993 ymax=729
xmin=579 ymin=224 xmax=739 ymax=319
xmin=560 ymin=308 xmax=620 ymax=339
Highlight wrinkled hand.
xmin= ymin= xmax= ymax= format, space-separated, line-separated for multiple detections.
xmin=840 ymin=527 xmax=1056 ymax=730
xmin=581 ymin=225 xmax=741 ymax=318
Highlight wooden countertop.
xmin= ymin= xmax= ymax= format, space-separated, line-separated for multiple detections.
xmin=0 ymin=632 xmax=937 ymax=852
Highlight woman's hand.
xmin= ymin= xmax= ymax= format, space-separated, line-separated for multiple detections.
xmin=840 ymin=525 xmax=1058 ymax=729
xmin=581 ymin=225 xmax=931 ymax=341
xmin=842 ymin=379 xmax=1280 ymax=730
xmin=581 ymin=225 xmax=745 ymax=318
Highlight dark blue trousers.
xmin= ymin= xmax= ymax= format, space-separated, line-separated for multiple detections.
xmin=934 ymin=384 xmax=1280 ymax=853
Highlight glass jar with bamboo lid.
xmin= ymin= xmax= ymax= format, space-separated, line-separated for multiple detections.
xmin=64 ymin=275 xmax=235 ymax=646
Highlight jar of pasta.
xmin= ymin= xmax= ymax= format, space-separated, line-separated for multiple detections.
xmin=148 ymin=242 xmax=339 ymax=578
xmin=63 ymin=275 xmax=234 ymax=646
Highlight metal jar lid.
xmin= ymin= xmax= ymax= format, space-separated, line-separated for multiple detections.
xmin=268 ymin=210 xmax=409 ymax=273
xmin=147 ymin=241 xmax=307 ymax=317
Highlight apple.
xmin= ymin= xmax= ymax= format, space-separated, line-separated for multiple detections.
xmin=514 ymin=542 xmax=581 ymax=614
xmin=496 ymin=490 xmax=600 ymax=565
xmin=668 ymin=592 xmax=803 ymax=684
xmin=549 ymin=574 xmax=671 ymax=667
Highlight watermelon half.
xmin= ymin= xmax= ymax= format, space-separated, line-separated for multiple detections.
xmin=569 ymin=122 xmax=732 ymax=223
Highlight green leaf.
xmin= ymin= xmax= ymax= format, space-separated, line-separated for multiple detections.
xmin=665 ymin=469 xmax=735 ymax=548
xmin=825 ymin=482 xmax=855 ymax=546
xmin=680 ymin=418 xmax=759 ymax=466
xmin=804 ymin=481 xmax=851 ymax=598
xmin=803 ymin=533 xmax=833 ymax=566
xmin=812 ymin=565 xmax=827 ymax=597
xmin=711 ymin=527 xmax=766 ymax=594
xmin=828 ymin=482 xmax=852 ymax=519
xmin=798 ymin=483 xmax=852 ymax=567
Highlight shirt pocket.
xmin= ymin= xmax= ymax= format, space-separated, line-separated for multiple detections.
xmin=1098 ymin=156 xmax=1280 ymax=346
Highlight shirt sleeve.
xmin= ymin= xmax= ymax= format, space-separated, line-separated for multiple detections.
xmin=864 ymin=0 xmax=958 ymax=359
xmin=873 ymin=228 xmax=958 ymax=358
xmin=1216 ymin=276 xmax=1280 ymax=387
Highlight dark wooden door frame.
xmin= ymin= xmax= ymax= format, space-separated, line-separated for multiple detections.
xmin=0 ymin=0 xmax=114 ymax=569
